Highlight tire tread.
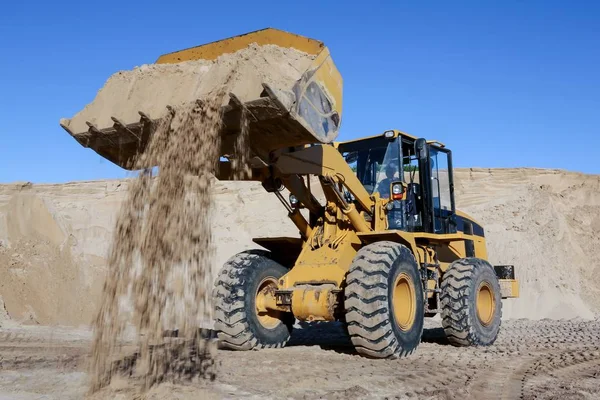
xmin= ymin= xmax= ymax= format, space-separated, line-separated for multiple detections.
xmin=440 ymin=257 xmax=502 ymax=347
xmin=344 ymin=241 xmax=422 ymax=359
xmin=213 ymin=250 xmax=290 ymax=350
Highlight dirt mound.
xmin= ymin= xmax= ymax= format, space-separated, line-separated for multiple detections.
xmin=455 ymin=168 xmax=600 ymax=319
xmin=0 ymin=179 xmax=293 ymax=327
xmin=0 ymin=181 xmax=121 ymax=326
xmin=0 ymin=168 xmax=599 ymax=331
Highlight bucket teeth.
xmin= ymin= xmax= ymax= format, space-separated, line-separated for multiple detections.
xmin=60 ymin=89 xmax=329 ymax=170
xmin=138 ymin=111 xmax=152 ymax=122
xmin=228 ymin=92 xmax=243 ymax=107
xmin=139 ymin=112 xmax=154 ymax=142
xmin=228 ymin=92 xmax=257 ymax=122
xmin=85 ymin=121 xmax=102 ymax=135
xmin=111 ymin=117 xmax=140 ymax=142
xmin=261 ymin=83 xmax=291 ymax=112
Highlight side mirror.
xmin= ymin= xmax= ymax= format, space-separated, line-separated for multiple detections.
xmin=344 ymin=152 xmax=358 ymax=164
xmin=415 ymin=138 xmax=428 ymax=161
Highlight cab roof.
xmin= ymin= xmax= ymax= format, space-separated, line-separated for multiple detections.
xmin=333 ymin=130 xmax=446 ymax=149
xmin=334 ymin=130 xmax=417 ymax=147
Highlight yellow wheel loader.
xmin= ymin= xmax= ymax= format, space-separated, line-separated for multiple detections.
xmin=60 ymin=28 xmax=519 ymax=358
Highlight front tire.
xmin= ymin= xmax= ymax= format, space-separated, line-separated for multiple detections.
xmin=344 ymin=241 xmax=424 ymax=359
xmin=440 ymin=257 xmax=502 ymax=346
xmin=213 ymin=250 xmax=293 ymax=350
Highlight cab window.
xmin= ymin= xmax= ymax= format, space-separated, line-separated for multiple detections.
xmin=341 ymin=137 xmax=401 ymax=197
xmin=430 ymin=147 xmax=453 ymax=233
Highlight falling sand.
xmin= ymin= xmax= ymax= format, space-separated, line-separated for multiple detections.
xmin=89 ymin=88 xmax=250 ymax=392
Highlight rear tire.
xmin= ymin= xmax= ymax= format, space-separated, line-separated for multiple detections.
xmin=344 ymin=241 xmax=424 ymax=359
xmin=213 ymin=250 xmax=293 ymax=350
xmin=440 ymin=257 xmax=502 ymax=346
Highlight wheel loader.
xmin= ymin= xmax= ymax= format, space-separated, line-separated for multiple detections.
xmin=60 ymin=28 xmax=519 ymax=358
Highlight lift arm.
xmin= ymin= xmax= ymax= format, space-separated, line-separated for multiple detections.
xmin=274 ymin=144 xmax=373 ymax=213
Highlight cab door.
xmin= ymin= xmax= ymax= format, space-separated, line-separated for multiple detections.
xmin=429 ymin=146 xmax=456 ymax=234
xmin=415 ymin=139 xmax=457 ymax=234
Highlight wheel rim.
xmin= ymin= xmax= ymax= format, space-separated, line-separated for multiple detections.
xmin=255 ymin=277 xmax=282 ymax=329
xmin=392 ymin=272 xmax=416 ymax=331
xmin=476 ymin=281 xmax=495 ymax=326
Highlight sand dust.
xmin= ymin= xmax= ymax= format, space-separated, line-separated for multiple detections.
xmin=88 ymin=88 xmax=241 ymax=392
xmin=60 ymin=43 xmax=316 ymax=134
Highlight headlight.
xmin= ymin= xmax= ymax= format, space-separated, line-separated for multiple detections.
xmin=289 ymin=194 xmax=299 ymax=208
xmin=392 ymin=183 xmax=404 ymax=200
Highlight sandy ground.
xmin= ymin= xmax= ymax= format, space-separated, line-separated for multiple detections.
xmin=1 ymin=168 xmax=600 ymax=398
xmin=1 ymin=318 xmax=599 ymax=400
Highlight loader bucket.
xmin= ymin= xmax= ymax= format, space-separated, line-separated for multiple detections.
xmin=59 ymin=28 xmax=343 ymax=170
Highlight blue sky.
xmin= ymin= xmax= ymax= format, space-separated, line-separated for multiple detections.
xmin=1 ymin=1 xmax=598 ymax=183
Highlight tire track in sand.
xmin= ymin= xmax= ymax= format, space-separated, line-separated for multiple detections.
xmin=500 ymin=350 xmax=600 ymax=399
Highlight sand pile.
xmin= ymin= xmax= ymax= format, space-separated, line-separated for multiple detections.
xmin=0 ymin=182 xmax=111 ymax=326
xmin=455 ymin=168 xmax=600 ymax=320
xmin=0 ymin=178 xmax=293 ymax=327
xmin=1 ymin=167 xmax=599 ymax=336
xmin=60 ymin=43 xmax=316 ymax=134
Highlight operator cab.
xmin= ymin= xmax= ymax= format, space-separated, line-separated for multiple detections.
xmin=338 ymin=130 xmax=456 ymax=234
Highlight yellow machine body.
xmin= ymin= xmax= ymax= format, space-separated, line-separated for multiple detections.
xmin=243 ymin=129 xmax=519 ymax=322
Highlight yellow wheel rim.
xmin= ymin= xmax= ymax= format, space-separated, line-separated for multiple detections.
xmin=392 ymin=272 xmax=416 ymax=331
xmin=255 ymin=277 xmax=281 ymax=329
xmin=476 ymin=282 xmax=495 ymax=326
